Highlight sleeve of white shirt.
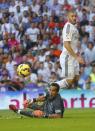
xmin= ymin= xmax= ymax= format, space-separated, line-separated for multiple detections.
xmin=63 ymin=23 xmax=72 ymax=42
xmin=36 ymin=28 xmax=40 ymax=34
xmin=25 ymin=29 xmax=29 ymax=35
xmin=1 ymin=25 xmax=4 ymax=33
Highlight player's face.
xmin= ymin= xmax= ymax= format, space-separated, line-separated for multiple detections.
xmin=49 ymin=86 xmax=58 ymax=97
xmin=68 ymin=12 xmax=77 ymax=25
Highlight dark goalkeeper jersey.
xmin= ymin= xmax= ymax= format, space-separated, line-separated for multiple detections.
xmin=43 ymin=94 xmax=64 ymax=117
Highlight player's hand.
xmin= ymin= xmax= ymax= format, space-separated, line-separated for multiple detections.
xmin=23 ymin=99 xmax=32 ymax=109
xmin=33 ymin=110 xmax=44 ymax=117
xmin=76 ymin=56 xmax=85 ymax=64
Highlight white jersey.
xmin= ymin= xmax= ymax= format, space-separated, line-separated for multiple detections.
xmin=62 ymin=22 xmax=79 ymax=55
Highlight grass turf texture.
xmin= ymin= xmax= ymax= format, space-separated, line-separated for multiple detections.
xmin=0 ymin=108 xmax=95 ymax=131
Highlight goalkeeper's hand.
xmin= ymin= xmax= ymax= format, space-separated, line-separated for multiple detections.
xmin=33 ymin=110 xmax=44 ymax=117
xmin=23 ymin=99 xmax=32 ymax=109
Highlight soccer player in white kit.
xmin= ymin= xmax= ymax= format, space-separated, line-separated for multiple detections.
xmin=56 ymin=10 xmax=85 ymax=89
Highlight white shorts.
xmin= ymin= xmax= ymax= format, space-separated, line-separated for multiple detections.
xmin=60 ymin=54 xmax=79 ymax=79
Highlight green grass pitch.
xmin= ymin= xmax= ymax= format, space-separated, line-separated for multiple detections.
xmin=0 ymin=108 xmax=95 ymax=131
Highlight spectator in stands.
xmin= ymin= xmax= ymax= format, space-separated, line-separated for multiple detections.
xmin=49 ymin=71 xmax=58 ymax=83
xmin=78 ymin=65 xmax=88 ymax=89
xmin=25 ymin=22 xmax=40 ymax=48
xmin=0 ymin=0 xmax=95 ymax=91
xmin=81 ymin=35 xmax=89 ymax=51
xmin=0 ymin=65 xmax=10 ymax=81
xmin=37 ymin=62 xmax=50 ymax=82
xmin=1 ymin=17 xmax=15 ymax=37
xmin=53 ymin=61 xmax=62 ymax=79
xmin=6 ymin=54 xmax=17 ymax=79
xmin=37 ymin=74 xmax=47 ymax=87
xmin=8 ymin=33 xmax=20 ymax=52
xmin=51 ymin=31 xmax=60 ymax=46
xmin=84 ymin=41 xmax=95 ymax=66
xmin=80 ymin=8 xmax=89 ymax=26
xmin=86 ymin=65 xmax=95 ymax=90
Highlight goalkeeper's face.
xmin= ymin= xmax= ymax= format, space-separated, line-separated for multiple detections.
xmin=49 ymin=86 xmax=58 ymax=97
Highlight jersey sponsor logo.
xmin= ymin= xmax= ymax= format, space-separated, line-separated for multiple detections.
xmin=55 ymin=110 xmax=61 ymax=113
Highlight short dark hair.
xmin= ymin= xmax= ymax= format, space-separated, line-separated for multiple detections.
xmin=88 ymin=41 xmax=94 ymax=46
xmin=50 ymin=83 xmax=60 ymax=92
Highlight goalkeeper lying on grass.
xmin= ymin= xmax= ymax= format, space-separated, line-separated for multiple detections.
xmin=9 ymin=83 xmax=64 ymax=118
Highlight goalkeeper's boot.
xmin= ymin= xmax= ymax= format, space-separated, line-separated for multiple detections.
xmin=9 ymin=104 xmax=18 ymax=113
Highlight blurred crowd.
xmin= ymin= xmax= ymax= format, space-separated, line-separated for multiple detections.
xmin=0 ymin=0 xmax=95 ymax=91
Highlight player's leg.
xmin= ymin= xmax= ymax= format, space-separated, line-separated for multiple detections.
xmin=19 ymin=110 xmax=34 ymax=117
xmin=67 ymin=59 xmax=80 ymax=88
xmin=72 ymin=60 xmax=80 ymax=88
xmin=9 ymin=104 xmax=34 ymax=117
xmin=56 ymin=54 xmax=76 ymax=88
xmin=9 ymin=104 xmax=44 ymax=117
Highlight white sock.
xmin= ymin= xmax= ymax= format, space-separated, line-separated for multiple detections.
xmin=17 ymin=110 xmax=21 ymax=114
xmin=56 ymin=79 xmax=69 ymax=89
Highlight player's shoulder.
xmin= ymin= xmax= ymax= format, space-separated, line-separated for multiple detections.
xmin=64 ymin=22 xmax=73 ymax=29
xmin=55 ymin=94 xmax=62 ymax=100
xmin=63 ymin=22 xmax=72 ymax=34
